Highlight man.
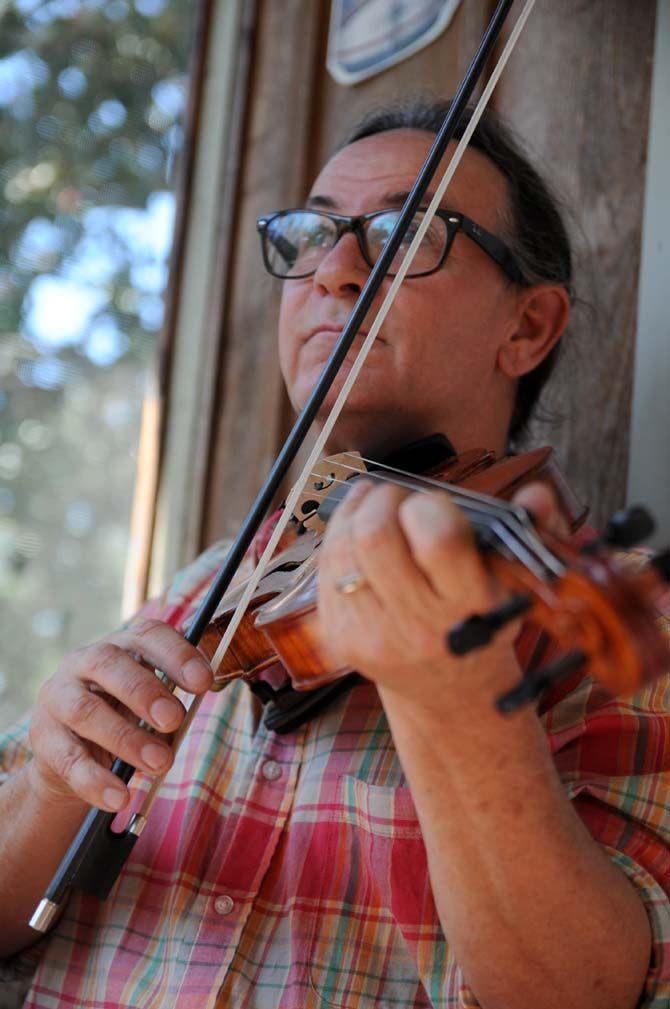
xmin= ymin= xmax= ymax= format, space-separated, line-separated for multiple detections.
xmin=0 ymin=99 xmax=668 ymax=1009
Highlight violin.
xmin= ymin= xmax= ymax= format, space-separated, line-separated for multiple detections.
xmin=199 ymin=443 xmax=670 ymax=713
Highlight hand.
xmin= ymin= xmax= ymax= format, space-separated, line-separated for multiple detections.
xmin=27 ymin=620 xmax=213 ymax=813
xmin=317 ymin=477 xmax=569 ymax=707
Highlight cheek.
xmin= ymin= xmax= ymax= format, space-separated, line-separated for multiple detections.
xmin=277 ymin=284 xmax=305 ymax=381
xmin=391 ymin=279 xmax=502 ymax=376
xmin=387 ymin=285 xmax=459 ymax=370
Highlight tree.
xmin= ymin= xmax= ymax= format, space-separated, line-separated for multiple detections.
xmin=0 ymin=0 xmax=195 ymax=727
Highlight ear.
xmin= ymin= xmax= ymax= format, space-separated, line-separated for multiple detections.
xmin=498 ymin=284 xmax=570 ymax=378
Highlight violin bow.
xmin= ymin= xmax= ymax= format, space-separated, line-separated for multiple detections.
xmin=31 ymin=0 xmax=534 ymax=930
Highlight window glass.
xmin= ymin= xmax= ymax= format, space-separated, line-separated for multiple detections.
xmin=0 ymin=0 xmax=195 ymax=729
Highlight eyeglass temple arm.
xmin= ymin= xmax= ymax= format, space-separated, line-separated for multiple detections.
xmin=459 ymin=214 xmax=525 ymax=284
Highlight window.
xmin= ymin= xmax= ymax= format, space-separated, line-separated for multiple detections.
xmin=0 ymin=0 xmax=197 ymax=728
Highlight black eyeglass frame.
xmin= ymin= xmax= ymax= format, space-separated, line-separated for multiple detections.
xmin=256 ymin=207 xmax=525 ymax=284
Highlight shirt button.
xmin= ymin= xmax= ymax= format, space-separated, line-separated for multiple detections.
xmin=262 ymin=760 xmax=282 ymax=781
xmin=214 ymin=894 xmax=235 ymax=916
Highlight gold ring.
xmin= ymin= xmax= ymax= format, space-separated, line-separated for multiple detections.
xmin=334 ymin=571 xmax=368 ymax=595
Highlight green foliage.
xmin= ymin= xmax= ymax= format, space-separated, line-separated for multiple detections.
xmin=0 ymin=0 xmax=196 ymax=726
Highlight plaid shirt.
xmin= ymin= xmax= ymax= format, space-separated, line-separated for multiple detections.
xmin=1 ymin=533 xmax=670 ymax=1009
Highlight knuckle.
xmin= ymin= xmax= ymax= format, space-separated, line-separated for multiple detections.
xmin=132 ymin=618 xmax=165 ymax=641
xmin=122 ymin=668 xmax=154 ymax=706
xmin=376 ymin=482 xmax=406 ymax=507
xmin=59 ymin=744 xmax=89 ymax=787
xmin=68 ymin=690 xmax=101 ymax=729
xmin=402 ymin=494 xmax=468 ymax=547
xmin=109 ymin=720 xmax=137 ymax=758
xmin=90 ymin=642 xmax=125 ymax=676
xmin=397 ymin=492 xmax=431 ymax=535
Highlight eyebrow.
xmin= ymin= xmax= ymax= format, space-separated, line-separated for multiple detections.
xmin=382 ymin=190 xmax=438 ymax=206
xmin=306 ymin=194 xmax=338 ymax=209
xmin=306 ymin=190 xmax=443 ymax=211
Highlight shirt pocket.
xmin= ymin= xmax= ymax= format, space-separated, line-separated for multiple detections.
xmin=308 ymin=774 xmax=452 ymax=1009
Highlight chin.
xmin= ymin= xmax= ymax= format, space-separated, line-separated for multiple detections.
xmin=292 ymin=373 xmax=385 ymax=418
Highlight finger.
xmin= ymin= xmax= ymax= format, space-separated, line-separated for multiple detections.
xmin=29 ymin=710 xmax=130 ymax=812
xmin=344 ymin=483 xmax=437 ymax=623
xmin=110 ymin=618 xmax=213 ymax=694
xmin=513 ymin=481 xmax=569 ymax=538
xmin=56 ymin=642 xmax=186 ymax=733
xmin=398 ymin=491 xmax=495 ymax=610
xmin=43 ymin=680 xmax=174 ymax=778
xmin=323 ymin=476 xmax=376 ymax=538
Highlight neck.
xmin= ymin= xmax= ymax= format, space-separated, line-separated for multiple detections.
xmin=321 ymin=414 xmax=510 ymax=462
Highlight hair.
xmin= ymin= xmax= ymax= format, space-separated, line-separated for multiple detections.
xmin=340 ymin=96 xmax=573 ymax=443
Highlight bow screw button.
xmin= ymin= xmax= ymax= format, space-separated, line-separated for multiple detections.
xmin=582 ymin=505 xmax=657 ymax=555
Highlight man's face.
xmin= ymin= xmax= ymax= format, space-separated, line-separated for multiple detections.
xmin=277 ymin=128 xmax=522 ymax=456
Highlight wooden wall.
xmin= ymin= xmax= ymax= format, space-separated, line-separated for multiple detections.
xmin=191 ymin=0 xmax=656 ymax=551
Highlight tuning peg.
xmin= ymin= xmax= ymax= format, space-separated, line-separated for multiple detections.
xmin=602 ymin=505 xmax=655 ymax=549
xmin=651 ymin=548 xmax=670 ymax=583
xmin=496 ymin=648 xmax=587 ymax=714
xmin=582 ymin=505 xmax=656 ymax=556
xmin=447 ymin=593 xmax=532 ymax=656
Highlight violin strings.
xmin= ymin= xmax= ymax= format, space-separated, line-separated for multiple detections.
xmin=304 ymin=466 xmax=560 ymax=582
xmin=341 ymin=452 xmax=547 ymax=536
xmin=324 ymin=452 xmax=524 ymax=519
xmin=307 ymin=454 xmax=565 ymax=579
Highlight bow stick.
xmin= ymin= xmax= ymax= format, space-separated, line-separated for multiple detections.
xmin=31 ymin=0 xmax=533 ymax=931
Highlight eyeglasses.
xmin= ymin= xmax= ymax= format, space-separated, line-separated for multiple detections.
xmin=256 ymin=207 xmax=525 ymax=284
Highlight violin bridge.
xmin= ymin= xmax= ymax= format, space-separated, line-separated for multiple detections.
xmin=292 ymin=452 xmax=368 ymax=535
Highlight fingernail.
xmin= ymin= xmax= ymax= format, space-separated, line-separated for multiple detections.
xmin=142 ymin=742 xmax=170 ymax=771
xmin=103 ymin=787 xmax=126 ymax=811
xmin=150 ymin=696 xmax=181 ymax=729
xmin=182 ymin=657 xmax=212 ymax=692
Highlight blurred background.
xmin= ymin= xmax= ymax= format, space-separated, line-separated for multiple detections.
xmin=0 ymin=0 xmax=195 ymax=727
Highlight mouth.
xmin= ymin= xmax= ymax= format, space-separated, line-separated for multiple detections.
xmin=305 ymin=324 xmax=381 ymax=344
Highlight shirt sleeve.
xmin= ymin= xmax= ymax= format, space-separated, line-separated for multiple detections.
xmin=0 ymin=712 xmax=33 ymax=786
xmin=0 ymin=538 xmax=232 ymax=1004
xmin=544 ymin=580 xmax=670 ymax=1008
xmin=0 ymin=713 xmax=51 ymax=1006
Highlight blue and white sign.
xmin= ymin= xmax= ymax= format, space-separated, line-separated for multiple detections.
xmin=327 ymin=0 xmax=463 ymax=85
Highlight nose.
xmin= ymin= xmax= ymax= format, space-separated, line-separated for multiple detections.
xmin=312 ymin=231 xmax=369 ymax=296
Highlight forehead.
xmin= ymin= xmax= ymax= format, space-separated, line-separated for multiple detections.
xmin=309 ymin=128 xmax=509 ymax=229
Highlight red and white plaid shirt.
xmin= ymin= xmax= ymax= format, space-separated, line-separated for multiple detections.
xmin=2 ymin=533 xmax=670 ymax=1009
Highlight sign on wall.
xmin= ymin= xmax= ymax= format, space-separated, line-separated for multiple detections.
xmin=327 ymin=0 xmax=463 ymax=85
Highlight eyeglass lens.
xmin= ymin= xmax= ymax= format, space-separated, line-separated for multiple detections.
xmin=264 ymin=210 xmax=449 ymax=278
